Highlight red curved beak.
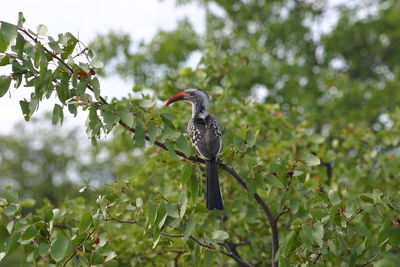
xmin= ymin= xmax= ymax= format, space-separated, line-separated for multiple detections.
xmin=165 ymin=91 xmax=185 ymax=106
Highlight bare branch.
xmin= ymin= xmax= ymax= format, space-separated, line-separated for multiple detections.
xmin=254 ymin=193 xmax=279 ymax=267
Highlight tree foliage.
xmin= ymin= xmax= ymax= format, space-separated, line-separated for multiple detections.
xmin=1 ymin=1 xmax=400 ymax=266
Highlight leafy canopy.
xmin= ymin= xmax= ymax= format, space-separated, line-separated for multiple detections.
xmin=1 ymin=1 xmax=400 ymax=266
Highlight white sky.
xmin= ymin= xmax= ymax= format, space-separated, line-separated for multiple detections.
xmin=0 ymin=0 xmax=205 ymax=134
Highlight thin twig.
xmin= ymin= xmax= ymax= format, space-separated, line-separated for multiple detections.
xmin=62 ymin=228 xmax=96 ymax=267
xmin=275 ymin=208 xmax=289 ymax=223
xmin=105 ymin=211 xmax=185 ymax=238
xmin=174 ymin=251 xmax=184 ymax=267
xmin=356 ymin=254 xmax=380 ymax=267
xmin=313 ymin=252 xmax=322 ymax=264
xmin=347 ymin=208 xmax=364 ymax=223
xmin=73 ymin=47 xmax=88 ymax=58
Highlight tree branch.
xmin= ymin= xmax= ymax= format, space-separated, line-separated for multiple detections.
xmin=254 ymin=193 xmax=279 ymax=267
xmin=62 ymin=228 xmax=96 ymax=267
xmin=222 ymin=241 xmax=255 ymax=267
xmin=356 ymin=254 xmax=380 ymax=267
xmin=275 ymin=208 xmax=289 ymax=223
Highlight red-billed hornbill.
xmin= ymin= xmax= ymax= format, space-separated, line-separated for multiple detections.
xmin=165 ymin=88 xmax=223 ymax=210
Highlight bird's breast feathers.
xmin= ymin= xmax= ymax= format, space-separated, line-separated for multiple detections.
xmin=188 ymin=115 xmax=222 ymax=159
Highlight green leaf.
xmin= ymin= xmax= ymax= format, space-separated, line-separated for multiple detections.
xmin=104 ymin=251 xmax=117 ymax=262
xmin=182 ymin=162 xmax=192 ymax=186
xmin=1 ymin=22 xmax=17 ymax=44
xmin=14 ymin=220 xmax=28 ymax=232
xmin=184 ymin=215 xmax=196 ymax=240
xmin=52 ymin=104 xmax=63 ymax=125
xmin=68 ymin=104 xmax=77 ymax=117
xmin=245 ymin=129 xmax=257 ymax=148
xmin=155 ymin=202 xmax=167 ymax=230
xmin=165 ymin=139 xmax=179 ymax=160
xmin=300 ymin=153 xmax=321 ymax=166
xmin=5 ymin=233 xmax=20 ymax=255
xmin=119 ymin=106 xmax=134 ymax=127
xmin=0 ymin=225 xmax=9 ymax=241
xmin=309 ymin=134 xmax=325 ymax=144
xmin=266 ymin=174 xmax=284 ymax=189
xmin=312 ymin=222 xmax=324 ymax=246
xmin=160 ymin=112 xmax=177 ymax=121
xmin=37 ymin=24 xmax=48 ymax=37
xmin=91 ymin=77 xmax=100 ymax=99
xmin=136 ymin=197 xmax=143 ymax=208
xmin=176 ymin=134 xmax=192 ymax=156
xmin=0 ymin=75 xmax=11 ymax=97
xmin=61 ymin=33 xmax=78 ymax=60
xmin=179 ymin=193 xmax=188 ymax=218
xmin=17 ymin=12 xmax=26 ymax=27
xmin=289 ymin=197 xmax=299 ymax=214
xmin=212 ymin=230 xmax=229 ymax=240
xmin=135 ymin=120 xmax=145 ymax=147
xmin=78 ymin=212 xmax=92 ymax=234
xmin=90 ymin=55 xmax=103 ymax=68
xmin=4 ymin=204 xmax=18 ymax=217
xmin=374 ymin=259 xmax=396 ymax=267
xmin=152 ymin=235 xmax=161 ymax=249
xmin=190 ymin=174 xmax=199 ymax=203
xmin=300 ymin=226 xmax=314 ymax=251
xmin=91 ymin=252 xmax=105 ymax=265
xmin=20 ymin=100 xmax=30 ymax=120
xmin=76 ymin=77 xmax=88 ymax=95
xmin=0 ymin=55 xmax=10 ymax=66
xmin=233 ymin=136 xmax=246 ymax=151
xmin=29 ymin=97 xmax=39 ymax=116
xmin=148 ymin=124 xmax=158 ymax=144
xmin=4 ymin=190 xmax=19 ymax=202
xmin=278 ymin=230 xmax=298 ymax=257
xmin=166 ymin=203 xmax=179 ymax=218
xmin=15 ymin=33 xmax=26 ymax=57
xmin=148 ymin=202 xmax=157 ymax=225
xmin=48 ymin=41 xmax=62 ymax=53
xmin=50 ymin=236 xmax=70 ymax=262
xmin=139 ymin=99 xmax=154 ymax=108
xmin=160 ymin=112 xmax=176 ymax=129
xmin=0 ymin=34 xmax=7 ymax=53
xmin=19 ymin=225 xmax=37 ymax=245
xmin=38 ymin=242 xmax=49 ymax=257
xmin=103 ymin=110 xmax=117 ymax=132
xmin=328 ymin=190 xmax=341 ymax=206
xmin=56 ymin=83 xmax=69 ymax=104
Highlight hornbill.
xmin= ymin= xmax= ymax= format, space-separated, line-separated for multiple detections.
xmin=165 ymin=88 xmax=224 ymax=210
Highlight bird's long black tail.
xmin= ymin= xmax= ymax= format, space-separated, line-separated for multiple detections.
xmin=206 ymin=159 xmax=224 ymax=210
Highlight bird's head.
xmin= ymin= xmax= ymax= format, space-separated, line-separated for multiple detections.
xmin=165 ymin=88 xmax=210 ymax=119
xmin=165 ymin=88 xmax=209 ymax=106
